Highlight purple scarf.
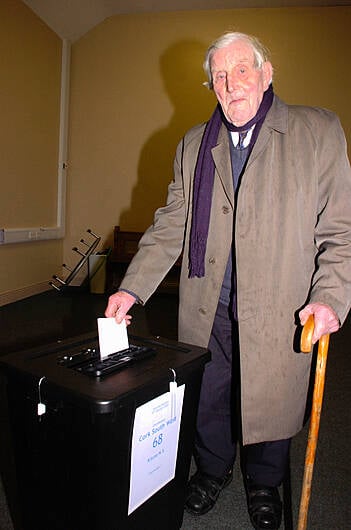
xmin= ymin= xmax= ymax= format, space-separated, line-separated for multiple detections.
xmin=188 ymin=84 xmax=274 ymax=278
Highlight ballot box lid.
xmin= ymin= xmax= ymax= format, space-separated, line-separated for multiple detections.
xmin=0 ymin=331 xmax=210 ymax=414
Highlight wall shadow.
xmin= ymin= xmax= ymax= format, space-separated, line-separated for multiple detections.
xmin=118 ymin=39 xmax=215 ymax=230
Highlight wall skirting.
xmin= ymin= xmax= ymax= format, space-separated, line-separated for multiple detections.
xmin=0 ymin=282 xmax=51 ymax=307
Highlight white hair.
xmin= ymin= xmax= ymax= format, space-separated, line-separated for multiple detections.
xmin=203 ymin=32 xmax=272 ymax=89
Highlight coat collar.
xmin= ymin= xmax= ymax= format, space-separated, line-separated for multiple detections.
xmin=248 ymin=95 xmax=288 ymax=167
xmin=211 ymin=126 xmax=234 ymax=207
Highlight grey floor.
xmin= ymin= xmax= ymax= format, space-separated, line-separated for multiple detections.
xmin=0 ymin=290 xmax=350 ymax=529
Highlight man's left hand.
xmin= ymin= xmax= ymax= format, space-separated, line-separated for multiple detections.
xmin=299 ymin=302 xmax=340 ymax=344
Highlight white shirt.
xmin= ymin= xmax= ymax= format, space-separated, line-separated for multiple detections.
xmin=230 ymin=125 xmax=255 ymax=149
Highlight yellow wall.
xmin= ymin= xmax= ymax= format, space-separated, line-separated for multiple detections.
xmin=1 ymin=4 xmax=351 ymax=301
xmin=0 ymin=0 xmax=62 ymax=300
xmin=67 ymin=6 xmax=351 ymax=262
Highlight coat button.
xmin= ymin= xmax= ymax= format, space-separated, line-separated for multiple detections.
xmin=208 ymin=257 xmax=216 ymax=264
xmin=199 ymin=307 xmax=207 ymax=315
xmin=222 ymin=206 xmax=229 ymax=214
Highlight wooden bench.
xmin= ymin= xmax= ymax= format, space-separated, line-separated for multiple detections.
xmin=107 ymin=226 xmax=180 ymax=294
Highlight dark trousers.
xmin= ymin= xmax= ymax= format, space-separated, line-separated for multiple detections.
xmin=194 ymin=301 xmax=290 ymax=487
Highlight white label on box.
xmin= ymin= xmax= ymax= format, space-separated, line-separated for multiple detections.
xmin=128 ymin=383 xmax=185 ymax=514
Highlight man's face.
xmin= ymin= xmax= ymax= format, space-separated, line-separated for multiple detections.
xmin=211 ymin=40 xmax=273 ymax=126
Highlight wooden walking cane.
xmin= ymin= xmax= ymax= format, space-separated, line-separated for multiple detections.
xmin=297 ymin=314 xmax=330 ymax=530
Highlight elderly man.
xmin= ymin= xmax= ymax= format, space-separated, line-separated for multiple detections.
xmin=105 ymin=32 xmax=351 ymax=529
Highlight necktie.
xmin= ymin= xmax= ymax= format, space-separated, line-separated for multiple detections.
xmin=237 ymin=130 xmax=248 ymax=150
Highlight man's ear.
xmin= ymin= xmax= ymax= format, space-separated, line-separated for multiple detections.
xmin=262 ymin=61 xmax=273 ymax=90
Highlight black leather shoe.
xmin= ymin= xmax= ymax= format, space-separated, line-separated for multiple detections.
xmin=246 ymin=481 xmax=282 ymax=529
xmin=184 ymin=469 xmax=233 ymax=516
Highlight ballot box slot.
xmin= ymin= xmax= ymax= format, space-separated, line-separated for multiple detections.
xmin=129 ymin=335 xmax=191 ymax=353
xmin=26 ymin=336 xmax=99 ymax=360
xmin=57 ymin=343 xmax=156 ymax=377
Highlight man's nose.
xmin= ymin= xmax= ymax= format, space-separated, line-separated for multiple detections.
xmin=226 ymin=73 xmax=240 ymax=92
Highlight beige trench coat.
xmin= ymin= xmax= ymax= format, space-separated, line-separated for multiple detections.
xmin=120 ymin=96 xmax=351 ymax=444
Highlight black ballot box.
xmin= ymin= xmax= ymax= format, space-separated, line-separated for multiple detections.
xmin=0 ymin=332 xmax=210 ymax=530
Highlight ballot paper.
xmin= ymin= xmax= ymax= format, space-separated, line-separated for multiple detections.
xmin=97 ymin=317 xmax=129 ymax=359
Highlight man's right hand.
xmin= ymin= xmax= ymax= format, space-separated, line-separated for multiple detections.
xmin=105 ymin=291 xmax=137 ymax=325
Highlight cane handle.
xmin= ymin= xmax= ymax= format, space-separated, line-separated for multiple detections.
xmin=301 ymin=314 xmax=315 ymax=353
